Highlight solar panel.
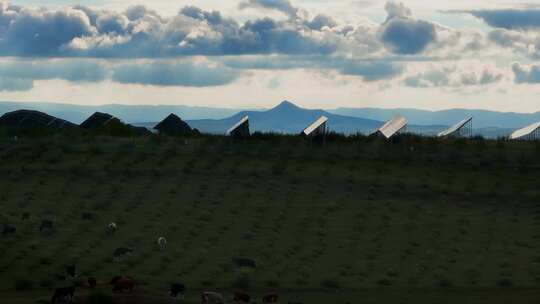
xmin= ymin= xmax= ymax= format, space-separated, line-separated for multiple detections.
xmin=375 ymin=115 xmax=407 ymax=139
xmin=227 ymin=116 xmax=249 ymax=136
xmin=510 ymin=121 xmax=540 ymax=140
xmin=303 ymin=116 xmax=328 ymax=136
xmin=438 ymin=117 xmax=472 ymax=138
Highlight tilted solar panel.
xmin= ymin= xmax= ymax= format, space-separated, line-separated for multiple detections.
xmin=227 ymin=116 xmax=249 ymax=135
xmin=510 ymin=121 xmax=540 ymax=140
xmin=438 ymin=117 xmax=472 ymax=138
xmin=376 ymin=115 xmax=407 ymax=139
xmin=303 ymin=116 xmax=328 ymax=136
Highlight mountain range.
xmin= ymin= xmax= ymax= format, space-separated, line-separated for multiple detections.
xmin=1 ymin=100 xmax=537 ymax=138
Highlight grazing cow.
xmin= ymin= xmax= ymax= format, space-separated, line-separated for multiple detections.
xmin=65 ymin=265 xmax=76 ymax=278
xmin=232 ymin=257 xmax=256 ymax=268
xmin=21 ymin=212 xmax=30 ymax=220
xmin=88 ymin=277 xmax=97 ymax=288
xmin=234 ymin=291 xmax=251 ymax=303
xmin=263 ymin=293 xmax=279 ymax=303
xmin=201 ymin=291 xmax=224 ymax=304
xmin=110 ymin=276 xmax=135 ymax=293
xmin=40 ymin=220 xmax=54 ymax=233
xmin=81 ymin=212 xmax=96 ymax=221
xmin=157 ymin=237 xmax=167 ymax=250
xmin=170 ymin=282 xmax=185 ymax=298
xmin=51 ymin=286 xmax=75 ymax=304
xmin=113 ymin=247 xmax=133 ymax=261
xmin=2 ymin=224 xmax=16 ymax=236
xmin=107 ymin=222 xmax=117 ymax=234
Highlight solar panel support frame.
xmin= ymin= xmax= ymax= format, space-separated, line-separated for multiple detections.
xmin=438 ymin=117 xmax=473 ymax=138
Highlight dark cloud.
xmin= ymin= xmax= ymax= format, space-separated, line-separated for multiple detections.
xmin=512 ymin=63 xmax=540 ymax=83
xmin=381 ymin=19 xmax=436 ymax=55
xmin=337 ymin=61 xmax=404 ymax=81
xmin=96 ymin=12 xmax=129 ymax=34
xmin=470 ymin=9 xmax=540 ymax=30
xmin=0 ymin=61 xmax=107 ymax=82
xmin=238 ymin=0 xmax=298 ymax=18
xmin=0 ymin=77 xmax=33 ymax=92
xmin=0 ymin=59 xmax=107 ymax=91
xmin=222 ymin=56 xmax=404 ymax=81
xmin=2 ymin=7 xmax=95 ymax=56
xmin=380 ymin=2 xmax=437 ymax=55
xmin=306 ymin=14 xmax=337 ymax=31
xmin=112 ymin=61 xmax=241 ymax=87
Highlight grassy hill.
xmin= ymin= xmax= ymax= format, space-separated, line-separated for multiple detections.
xmin=1 ymin=133 xmax=540 ymax=303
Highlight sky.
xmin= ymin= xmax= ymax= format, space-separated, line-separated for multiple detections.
xmin=2 ymin=0 xmax=540 ymax=112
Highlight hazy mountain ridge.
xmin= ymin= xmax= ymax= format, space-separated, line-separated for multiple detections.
xmin=330 ymin=107 xmax=540 ymax=129
xmin=0 ymin=100 xmax=533 ymax=138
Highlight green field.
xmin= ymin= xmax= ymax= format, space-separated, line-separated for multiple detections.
xmin=1 ymin=134 xmax=540 ymax=303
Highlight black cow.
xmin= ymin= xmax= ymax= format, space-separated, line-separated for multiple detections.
xmin=88 ymin=277 xmax=97 ymax=288
xmin=234 ymin=291 xmax=251 ymax=303
xmin=2 ymin=224 xmax=16 ymax=235
xmin=170 ymin=282 xmax=186 ymax=298
xmin=263 ymin=293 xmax=279 ymax=303
xmin=51 ymin=286 xmax=75 ymax=304
xmin=40 ymin=220 xmax=53 ymax=232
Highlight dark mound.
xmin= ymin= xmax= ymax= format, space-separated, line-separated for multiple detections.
xmin=154 ymin=114 xmax=193 ymax=136
xmin=0 ymin=110 xmax=77 ymax=129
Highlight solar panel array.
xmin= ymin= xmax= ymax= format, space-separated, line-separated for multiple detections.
xmin=438 ymin=117 xmax=473 ymax=138
xmin=303 ymin=116 xmax=328 ymax=136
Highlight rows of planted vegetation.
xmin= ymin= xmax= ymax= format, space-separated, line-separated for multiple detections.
xmin=0 ymin=133 xmax=540 ymax=302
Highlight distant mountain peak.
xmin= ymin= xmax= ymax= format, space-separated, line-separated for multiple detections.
xmin=272 ymin=100 xmax=301 ymax=111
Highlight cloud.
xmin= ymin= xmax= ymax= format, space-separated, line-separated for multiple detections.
xmin=487 ymin=29 xmax=540 ymax=58
xmin=0 ymin=77 xmax=33 ymax=92
xmin=512 ymin=62 xmax=540 ymax=83
xmin=222 ymin=55 xmax=404 ymax=81
xmin=469 ymin=9 xmax=540 ymax=30
xmin=112 ymin=60 xmax=241 ymax=87
xmin=380 ymin=2 xmax=437 ymax=55
xmin=306 ymin=14 xmax=337 ymax=31
xmin=238 ymin=0 xmax=298 ymax=18
xmin=404 ymin=65 xmax=504 ymax=88
xmin=0 ymin=60 xmax=108 ymax=82
xmin=384 ymin=1 xmax=412 ymax=21
xmin=1 ymin=6 xmax=95 ymax=56
xmin=337 ymin=60 xmax=404 ymax=81
xmin=0 ymin=1 xmax=488 ymax=62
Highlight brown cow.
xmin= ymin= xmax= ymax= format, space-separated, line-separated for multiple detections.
xmin=110 ymin=276 xmax=135 ymax=293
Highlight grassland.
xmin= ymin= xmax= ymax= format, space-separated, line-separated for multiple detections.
xmin=1 ymin=133 xmax=540 ymax=303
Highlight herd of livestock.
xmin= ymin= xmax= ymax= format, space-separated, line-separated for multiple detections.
xmin=2 ymin=216 xmax=282 ymax=304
